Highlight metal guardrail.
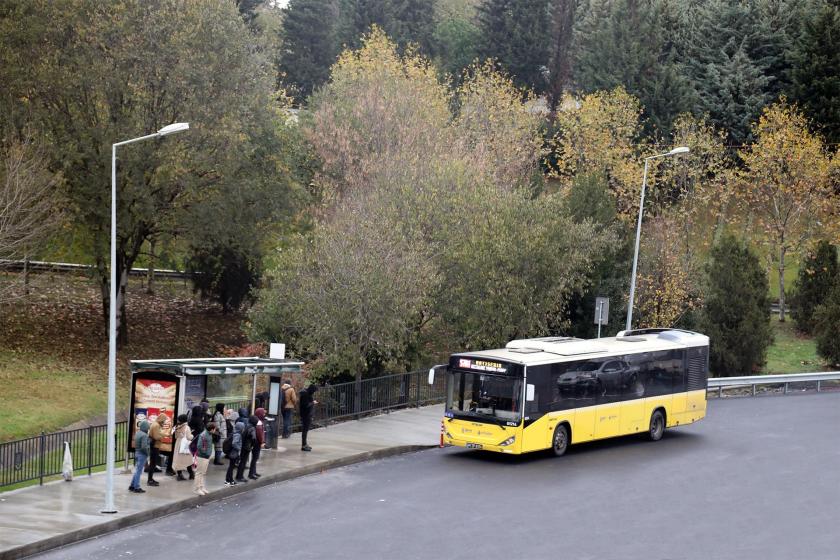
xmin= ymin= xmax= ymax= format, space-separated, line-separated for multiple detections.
xmin=0 ymin=259 xmax=189 ymax=279
xmin=707 ymin=371 xmax=840 ymax=398
xmin=0 ymin=371 xmax=446 ymax=490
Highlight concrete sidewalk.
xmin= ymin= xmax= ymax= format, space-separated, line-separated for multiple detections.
xmin=0 ymin=405 xmax=442 ymax=559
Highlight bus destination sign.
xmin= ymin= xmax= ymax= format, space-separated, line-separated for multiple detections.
xmin=457 ymin=358 xmax=507 ymax=374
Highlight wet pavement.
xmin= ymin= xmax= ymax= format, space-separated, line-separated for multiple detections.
xmin=0 ymin=406 xmax=442 ymax=559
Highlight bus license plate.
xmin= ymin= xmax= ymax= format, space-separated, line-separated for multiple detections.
xmin=466 ymin=443 xmax=482 ymax=449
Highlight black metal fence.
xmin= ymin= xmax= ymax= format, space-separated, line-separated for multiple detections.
xmin=0 ymin=370 xmax=445 ymax=490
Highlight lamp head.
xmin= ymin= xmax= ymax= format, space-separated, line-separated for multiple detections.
xmin=157 ymin=122 xmax=190 ymax=136
xmin=668 ymin=146 xmax=690 ymax=156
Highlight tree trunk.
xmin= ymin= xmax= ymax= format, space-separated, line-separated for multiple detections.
xmin=778 ymin=245 xmax=786 ymax=322
xmin=23 ymin=255 xmax=29 ymax=296
xmin=546 ymin=0 xmax=575 ymax=118
xmin=146 ymin=238 xmax=156 ymax=295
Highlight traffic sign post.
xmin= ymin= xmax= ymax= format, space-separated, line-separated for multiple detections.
xmin=594 ymin=297 xmax=609 ymax=338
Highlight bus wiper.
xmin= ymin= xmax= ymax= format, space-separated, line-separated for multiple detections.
xmin=472 ymin=410 xmax=506 ymax=430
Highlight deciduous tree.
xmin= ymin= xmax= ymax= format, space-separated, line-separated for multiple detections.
xmin=737 ymin=101 xmax=834 ymax=322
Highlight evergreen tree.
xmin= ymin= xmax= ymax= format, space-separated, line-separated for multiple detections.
xmin=278 ymin=0 xmax=342 ymax=101
xmin=574 ymin=0 xmax=692 ymax=136
xmin=476 ymin=0 xmax=552 ymax=93
xmin=679 ymin=0 xmax=803 ymax=143
xmin=814 ymin=279 xmax=840 ymax=366
xmin=432 ymin=1 xmax=481 ymax=80
xmin=790 ymin=1 xmax=840 ymax=144
xmin=791 ymin=240 xmax=839 ymax=334
xmin=338 ymin=0 xmax=437 ymax=55
xmin=699 ymin=234 xmax=773 ymax=376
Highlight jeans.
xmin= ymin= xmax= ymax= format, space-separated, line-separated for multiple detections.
xmin=147 ymin=447 xmax=159 ymax=481
xmin=235 ymin=449 xmax=250 ymax=480
xmin=282 ymin=409 xmax=292 ymax=437
xmin=301 ymin=416 xmax=311 ymax=447
xmin=248 ymin=446 xmax=260 ymax=477
xmin=193 ymin=456 xmax=210 ymax=493
xmin=225 ymin=456 xmax=238 ymax=483
xmin=131 ymin=452 xmax=148 ymax=489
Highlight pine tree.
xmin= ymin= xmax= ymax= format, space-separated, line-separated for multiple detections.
xmin=278 ymin=0 xmax=342 ymax=101
xmin=338 ymin=0 xmax=436 ymax=55
xmin=791 ymin=240 xmax=839 ymax=334
xmin=573 ymin=0 xmax=692 ymax=136
xmin=476 ymin=0 xmax=552 ymax=93
xmin=699 ymin=234 xmax=773 ymax=376
xmin=679 ymin=0 xmax=803 ymax=143
xmin=790 ymin=1 xmax=840 ymax=144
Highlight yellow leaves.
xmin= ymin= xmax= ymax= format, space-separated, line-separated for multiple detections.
xmin=549 ymin=87 xmax=644 ymax=218
xmin=737 ymin=100 xmax=834 ymax=249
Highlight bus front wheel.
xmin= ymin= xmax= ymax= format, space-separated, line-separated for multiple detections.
xmin=551 ymin=424 xmax=569 ymax=457
xmin=648 ymin=410 xmax=665 ymax=441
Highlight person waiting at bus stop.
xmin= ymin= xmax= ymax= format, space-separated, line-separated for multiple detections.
xmin=146 ymin=413 xmax=167 ymax=486
xmin=130 ymin=420 xmax=150 ymax=493
xmin=281 ymin=381 xmax=297 ymax=438
xmin=299 ymin=384 xmax=318 ymax=452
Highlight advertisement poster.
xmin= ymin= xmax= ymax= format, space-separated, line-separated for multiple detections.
xmin=184 ymin=376 xmax=206 ymax=411
xmin=131 ymin=378 xmax=177 ymax=449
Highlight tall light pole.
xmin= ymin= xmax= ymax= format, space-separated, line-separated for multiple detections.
xmin=625 ymin=146 xmax=690 ymax=333
xmin=103 ymin=122 xmax=189 ymax=514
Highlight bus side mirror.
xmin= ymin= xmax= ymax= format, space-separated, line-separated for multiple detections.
xmin=526 ymin=384 xmax=535 ymax=402
xmin=429 ymin=365 xmax=445 ymax=385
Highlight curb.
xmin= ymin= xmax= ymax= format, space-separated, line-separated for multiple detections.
xmin=5 ymin=444 xmax=436 ymax=560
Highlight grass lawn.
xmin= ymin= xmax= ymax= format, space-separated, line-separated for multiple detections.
xmin=0 ymin=272 xmax=249 ymax=442
xmin=763 ymin=318 xmax=826 ymax=374
xmin=0 ymin=351 xmax=113 ymax=441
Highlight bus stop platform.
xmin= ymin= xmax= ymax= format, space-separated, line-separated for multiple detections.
xmin=0 ymin=405 xmax=443 ymax=559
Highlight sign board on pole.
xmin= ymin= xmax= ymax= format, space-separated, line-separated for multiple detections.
xmin=270 ymin=343 xmax=286 ymax=359
xmin=594 ymin=297 xmax=609 ymax=325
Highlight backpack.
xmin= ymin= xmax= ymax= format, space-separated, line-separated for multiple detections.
xmin=280 ymin=387 xmax=287 ymax=409
xmin=222 ymin=435 xmax=233 ymax=456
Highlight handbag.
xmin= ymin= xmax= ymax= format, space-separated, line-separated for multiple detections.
xmin=178 ymin=436 xmax=191 ymax=455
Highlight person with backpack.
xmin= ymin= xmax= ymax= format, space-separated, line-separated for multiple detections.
xmin=299 ymin=384 xmax=318 ymax=452
xmin=281 ymin=381 xmax=297 ymax=439
xmin=130 ymin=420 xmax=150 ymax=493
xmin=225 ymin=422 xmax=243 ymax=486
xmin=234 ymin=416 xmax=254 ymax=483
xmin=193 ymin=422 xmax=216 ymax=496
xmin=212 ymin=403 xmax=227 ymax=465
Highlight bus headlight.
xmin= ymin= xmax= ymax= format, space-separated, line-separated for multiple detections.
xmin=499 ymin=436 xmax=516 ymax=446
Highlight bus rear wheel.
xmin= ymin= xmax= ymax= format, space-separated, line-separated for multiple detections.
xmin=551 ymin=424 xmax=569 ymax=457
xmin=648 ymin=410 xmax=665 ymax=441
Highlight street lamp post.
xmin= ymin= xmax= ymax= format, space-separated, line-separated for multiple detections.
xmin=103 ymin=122 xmax=189 ymax=514
xmin=625 ymin=146 xmax=690 ymax=333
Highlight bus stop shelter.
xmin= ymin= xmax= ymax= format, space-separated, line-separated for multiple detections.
xmin=127 ymin=357 xmax=304 ymax=451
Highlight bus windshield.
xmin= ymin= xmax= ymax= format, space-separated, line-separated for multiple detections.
xmin=447 ymin=370 xmax=522 ymax=424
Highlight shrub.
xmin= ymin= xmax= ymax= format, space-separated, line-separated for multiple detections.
xmin=791 ymin=240 xmax=838 ymax=333
xmin=699 ymin=234 xmax=773 ymax=376
xmin=814 ymin=280 xmax=840 ymax=366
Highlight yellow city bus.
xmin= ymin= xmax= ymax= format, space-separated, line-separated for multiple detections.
xmin=432 ymin=329 xmax=709 ymax=456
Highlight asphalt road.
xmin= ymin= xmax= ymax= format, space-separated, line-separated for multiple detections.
xmin=36 ymin=393 xmax=840 ymax=560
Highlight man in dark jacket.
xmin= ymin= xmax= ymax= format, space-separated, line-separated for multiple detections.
xmin=248 ymin=412 xmax=264 ymax=479
xmin=235 ymin=417 xmax=254 ymax=483
xmin=299 ymin=384 xmax=318 ymax=452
